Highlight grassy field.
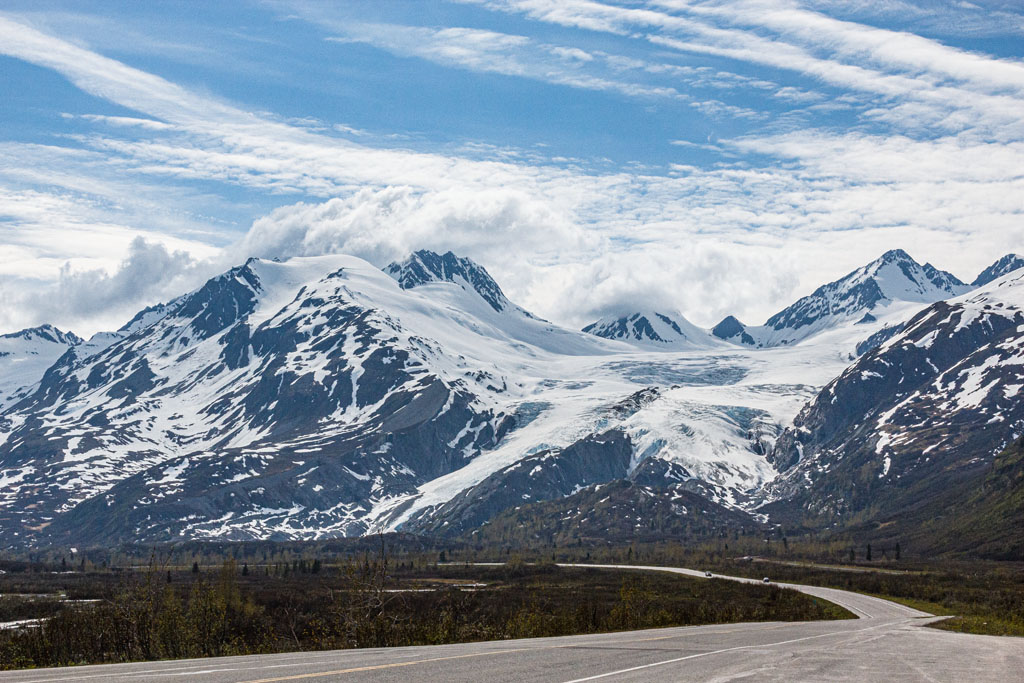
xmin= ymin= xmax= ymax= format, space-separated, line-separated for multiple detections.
xmin=0 ymin=557 xmax=851 ymax=670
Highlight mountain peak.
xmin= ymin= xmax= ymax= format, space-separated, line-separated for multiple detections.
xmin=170 ymin=261 xmax=263 ymax=340
xmin=0 ymin=324 xmax=83 ymax=411
xmin=0 ymin=324 xmax=82 ymax=346
xmin=973 ymin=253 xmax=1024 ymax=287
xmin=765 ymin=249 xmax=968 ymax=332
xmin=583 ymin=310 xmax=716 ymax=348
xmin=712 ymin=315 xmax=754 ymax=344
xmin=716 ymin=250 xmax=972 ymax=348
xmin=385 ymin=250 xmax=509 ymax=313
xmin=858 ymin=250 xmax=967 ymax=295
xmin=875 ymin=248 xmax=913 ymax=266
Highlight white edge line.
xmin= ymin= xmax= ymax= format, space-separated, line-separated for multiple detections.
xmin=560 ymin=620 xmax=896 ymax=683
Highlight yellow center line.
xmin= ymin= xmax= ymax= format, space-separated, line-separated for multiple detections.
xmin=235 ymin=648 xmax=532 ymax=683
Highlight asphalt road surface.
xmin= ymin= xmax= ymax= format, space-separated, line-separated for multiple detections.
xmin=2 ymin=564 xmax=1021 ymax=682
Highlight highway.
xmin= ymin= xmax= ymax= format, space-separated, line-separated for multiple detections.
xmin=2 ymin=564 xmax=1021 ymax=682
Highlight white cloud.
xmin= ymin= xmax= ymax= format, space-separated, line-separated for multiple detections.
xmin=296 ymin=4 xmax=782 ymax=115
xmin=550 ymin=45 xmax=594 ymax=62
xmin=466 ymin=0 xmax=1024 ymax=138
xmin=0 ymin=179 xmax=223 ymax=334
xmin=0 ymin=7 xmax=1021 ymax=336
xmin=23 ymin=237 xmax=209 ymax=329
xmin=687 ymin=0 xmax=1024 ymax=94
xmin=325 ymin=21 xmax=688 ymax=101
xmin=231 ymin=187 xmax=808 ymax=327
xmin=239 ymin=185 xmax=589 ymax=269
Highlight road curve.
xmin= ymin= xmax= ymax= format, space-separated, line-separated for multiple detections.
xmin=1 ymin=564 xmax=1020 ymax=682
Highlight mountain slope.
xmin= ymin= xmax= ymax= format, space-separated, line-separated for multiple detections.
xmin=714 ymin=249 xmax=971 ymax=348
xmin=839 ymin=434 xmax=1024 ymax=560
xmin=921 ymin=435 xmax=1024 ymax=559
xmin=762 ymin=268 xmax=1024 ymax=542
xmin=465 ymin=479 xmax=760 ymax=547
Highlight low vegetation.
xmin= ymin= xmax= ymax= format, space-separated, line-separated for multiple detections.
xmin=0 ymin=543 xmax=850 ymax=671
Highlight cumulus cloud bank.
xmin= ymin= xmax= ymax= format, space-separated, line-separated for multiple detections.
xmin=239 ymin=186 xmax=587 ymax=268
xmin=233 ymin=187 xmax=804 ymax=327
xmin=20 ymin=238 xmax=213 ymax=334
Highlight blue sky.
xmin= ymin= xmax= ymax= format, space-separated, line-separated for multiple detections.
xmin=1 ymin=0 xmax=1023 ymax=335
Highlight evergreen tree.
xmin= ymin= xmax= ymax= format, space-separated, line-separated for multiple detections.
xmin=192 ymin=561 xmax=200 ymax=574
xmin=242 ymin=563 xmax=249 ymax=576
xmin=895 ymin=542 xmax=901 ymax=561
xmin=866 ymin=544 xmax=872 ymax=561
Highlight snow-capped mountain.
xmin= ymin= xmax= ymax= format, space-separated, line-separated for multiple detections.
xmin=0 ymin=249 xmax=812 ymax=546
xmin=0 ymin=306 xmax=175 ymax=414
xmin=0 ymin=325 xmax=82 ymax=411
xmin=385 ymin=249 xmax=519 ymax=315
xmin=972 ymin=253 xmax=1024 ymax=287
xmin=582 ymin=310 xmax=721 ymax=349
xmin=0 ymin=324 xmax=80 ymax=347
xmin=714 ymin=249 xmax=972 ymax=348
xmin=0 ymin=247 xmax=1018 ymax=549
xmin=762 ymin=267 xmax=1024 ymax=536
xmin=0 ymin=254 xmax=538 ymax=544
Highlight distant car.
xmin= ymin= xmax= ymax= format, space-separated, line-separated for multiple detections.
xmin=704 ymin=571 xmax=713 ymax=578
xmin=762 ymin=577 xmax=771 ymax=583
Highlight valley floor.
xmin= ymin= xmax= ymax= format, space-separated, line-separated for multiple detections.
xmin=0 ymin=562 xmax=845 ymax=671
xmin=1 ymin=565 xmax=1020 ymax=682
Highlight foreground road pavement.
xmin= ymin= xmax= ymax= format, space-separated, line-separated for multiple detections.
xmin=2 ymin=564 xmax=1021 ymax=682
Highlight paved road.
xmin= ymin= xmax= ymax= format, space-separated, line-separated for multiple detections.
xmin=2 ymin=564 xmax=1021 ymax=682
